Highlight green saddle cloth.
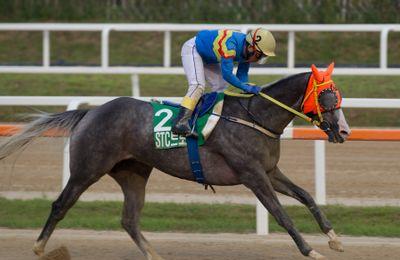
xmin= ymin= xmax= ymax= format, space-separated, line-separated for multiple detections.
xmin=151 ymin=93 xmax=224 ymax=149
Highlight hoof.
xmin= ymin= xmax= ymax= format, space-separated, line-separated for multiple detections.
xmin=149 ymin=256 xmax=165 ymax=260
xmin=39 ymin=246 xmax=70 ymax=260
xmin=147 ymin=252 xmax=165 ymax=260
xmin=329 ymin=239 xmax=344 ymax=252
xmin=33 ymin=241 xmax=44 ymax=256
xmin=308 ymin=250 xmax=326 ymax=259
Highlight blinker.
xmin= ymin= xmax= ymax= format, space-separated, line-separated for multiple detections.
xmin=318 ymin=88 xmax=340 ymax=112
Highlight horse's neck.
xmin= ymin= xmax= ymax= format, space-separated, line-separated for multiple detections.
xmin=250 ymin=73 xmax=310 ymax=134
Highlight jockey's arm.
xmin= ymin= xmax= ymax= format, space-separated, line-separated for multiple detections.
xmin=220 ymin=58 xmax=250 ymax=91
xmin=236 ymin=62 xmax=250 ymax=83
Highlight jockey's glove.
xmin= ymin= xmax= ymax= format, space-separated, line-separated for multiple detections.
xmin=241 ymin=84 xmax=261 ymax=94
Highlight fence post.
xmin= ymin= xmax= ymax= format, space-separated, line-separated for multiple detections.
xmin=43 ymin=30 xmax=50 ymax=67
xmin=101 ymin=28 xmax=111 ymax=68
xmin=315 ymin=140 xmax=326 ymax=205
xmin=288 ymin=31 xmax=295 ymax=69
xmin=62 ymin=99 xmax=88 ymax=189
xmin=256 ymin=199 xmax=269 ymax=235
xmin=62 ymin=140 xmax=70 ymax=189
xmin=380 ymin=28 xmax=390 ymax=69
xmin=163 ymin=31 xmax=171 ymax=67
xmin=131 ymin=74 xmax=140 ymax=97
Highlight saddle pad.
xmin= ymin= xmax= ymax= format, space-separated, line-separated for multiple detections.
xmin=151 ymin=93 xmax=224 ymax=149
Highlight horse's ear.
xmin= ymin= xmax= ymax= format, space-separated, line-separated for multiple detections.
xmin=311 ymin=64 xmax=323 ymax=82
xmin=326 ymin=62 xmax=335 ymax=75
xmin=311 ymin=64 xmax=318 ymax=74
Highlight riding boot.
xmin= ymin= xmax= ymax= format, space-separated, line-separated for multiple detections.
xmin=173 ymin=89 xmax=203 ymax=138
xmin=172 ymin=107 xmax=198 ymax=138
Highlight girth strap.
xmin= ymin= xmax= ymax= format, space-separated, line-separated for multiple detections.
xmin=186 ymin=112 xmax=206 ymax=184
xmin=186 ymin=135 xmax=205 ymax=184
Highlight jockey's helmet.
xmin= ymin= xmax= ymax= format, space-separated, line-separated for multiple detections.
xmin=246 ymin=28 xmax=276 ymax=57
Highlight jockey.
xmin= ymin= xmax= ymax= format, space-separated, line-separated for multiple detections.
xmin=172 ymin=28 xmax=276 ymax=137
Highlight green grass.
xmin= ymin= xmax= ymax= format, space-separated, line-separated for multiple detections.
xmin=0 ymin=198 xmax=399 ymax=237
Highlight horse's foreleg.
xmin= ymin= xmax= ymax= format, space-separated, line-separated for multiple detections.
xmin=241 ymin=169 xmax=324 ymax=259
xmin=270 ymin=167 xmax=344 ymax=252
xmin=109 ymin=161 xmax=163 ymax=260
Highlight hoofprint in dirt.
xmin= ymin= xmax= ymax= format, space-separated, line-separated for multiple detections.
xmin=1 ymin=229 xmax=400 ymax=260
xmin=1 ymin=138 xmax=399 ymax=201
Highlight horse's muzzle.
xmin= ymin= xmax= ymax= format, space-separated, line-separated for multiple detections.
xmin=327 ymin=128 xmax=350 ymax=143
xmin=331 ymin=109 xmax=351 ymax=143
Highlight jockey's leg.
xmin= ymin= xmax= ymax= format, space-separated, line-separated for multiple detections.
xmin=172 ymin=37 xmax=205 ymax=137
xmin=172 ymin=85 xmax=204 ymax=137
xmin=204 ymin=63 xmax=228 ymax=93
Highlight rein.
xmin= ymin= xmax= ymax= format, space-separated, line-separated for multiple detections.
xmin=223 ymin=79 xmax=331 ymax=128
xmin=203 ymin=89 xmax=281 ymax=139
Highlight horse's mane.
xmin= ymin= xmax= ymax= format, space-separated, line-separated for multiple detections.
xmin=261 ymin=72 xmax=311 ymax=91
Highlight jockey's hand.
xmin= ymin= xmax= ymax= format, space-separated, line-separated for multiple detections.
xmin=242 ymin=84 xmax=261 ymax=94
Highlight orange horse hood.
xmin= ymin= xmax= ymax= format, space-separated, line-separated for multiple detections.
xmin=302 ymin=62 xmax=342 ymax=114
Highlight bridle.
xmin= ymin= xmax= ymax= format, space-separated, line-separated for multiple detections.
xmin=301 ymin=75 xmax=342 ymax=133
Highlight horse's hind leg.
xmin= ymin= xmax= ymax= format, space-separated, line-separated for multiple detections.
xmin=33 ymin=174 xmax=100 ymax=256
xmin=109 ymin=160 xmax=163 ymax=260
xmin=270 ymin=167 xmax=344 ymax=252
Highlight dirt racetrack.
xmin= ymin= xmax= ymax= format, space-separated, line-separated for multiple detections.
xmin=1 ymin=138 xmax=400 ymax=260
xmin=0 ymin=137 xmax=399 ymax=202
xmin=1 ymin=229 xmax=400 ymax=260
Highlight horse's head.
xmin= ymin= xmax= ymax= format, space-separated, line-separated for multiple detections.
xmin=302 ymin=63 xmax=351 ymax=143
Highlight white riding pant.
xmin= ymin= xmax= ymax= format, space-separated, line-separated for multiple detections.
xmin=181 ymin=37 xmax=228 ymax=110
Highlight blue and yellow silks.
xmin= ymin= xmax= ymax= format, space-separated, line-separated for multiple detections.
xmin=195 ymin=30 xmax=250 ymax=91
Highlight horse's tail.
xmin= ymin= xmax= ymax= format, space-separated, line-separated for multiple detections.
xmin=0 ymin=109 xmax=89 ymax=160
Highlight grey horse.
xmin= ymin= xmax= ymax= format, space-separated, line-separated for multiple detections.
xmin=0 ymin=68 xmax=350 ymax=259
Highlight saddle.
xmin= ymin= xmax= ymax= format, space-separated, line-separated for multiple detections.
xmin=163 ymin=92 xmax=219 ymax=116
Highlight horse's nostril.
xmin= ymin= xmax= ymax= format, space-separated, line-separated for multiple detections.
xmin=339 ymin=130 xmax=350 ymax=140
